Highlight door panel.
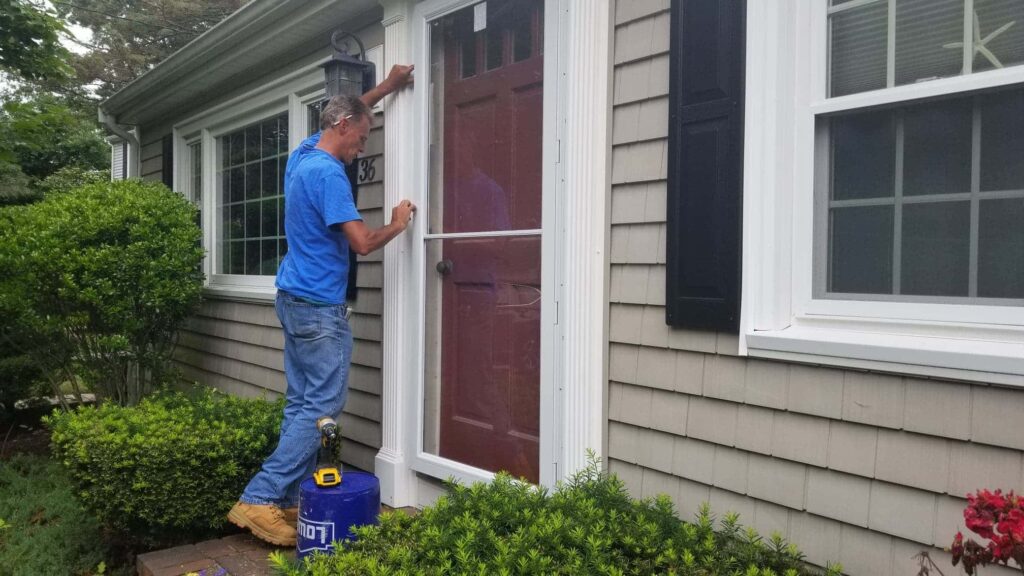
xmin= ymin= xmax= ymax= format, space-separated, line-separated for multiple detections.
xmin=437 ymin=236 xmax=541 ymax=480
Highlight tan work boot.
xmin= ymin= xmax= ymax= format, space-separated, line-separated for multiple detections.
xmin=282 ymin=506 xmax=298 ymax=528
xmin=227 ymin=502 xmax=297 ymax=546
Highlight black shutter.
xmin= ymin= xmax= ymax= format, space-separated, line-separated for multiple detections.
xmin=345 ymin=161 xmax=359 ymax=302
xmin=666 ymin=0 xmax=746 ymax=331
xmin=121 ymin=141 xmax=128 ymax=180
xmin=161 ymin=134 xmax=173 ymax=188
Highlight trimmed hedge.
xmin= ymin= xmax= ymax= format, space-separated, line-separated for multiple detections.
xmin=46 ymin=389 xmax=284 ymax=548
xmin=271 ymin=457 xmax=841 ymax=576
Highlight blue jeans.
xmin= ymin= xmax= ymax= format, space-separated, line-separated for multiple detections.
xmin=240 ymin=291 xmax=352 ymax=507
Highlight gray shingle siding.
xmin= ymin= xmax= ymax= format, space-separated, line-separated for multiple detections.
xmin=606 ymin=2 xmax=1024 ymax=574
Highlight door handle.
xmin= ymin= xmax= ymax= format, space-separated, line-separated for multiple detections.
xmin=436 ymin=259 xmax=454 ymax=276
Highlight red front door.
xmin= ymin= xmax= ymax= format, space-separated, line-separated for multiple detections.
xmin=434 ymin=0 xmax=544 ymax=483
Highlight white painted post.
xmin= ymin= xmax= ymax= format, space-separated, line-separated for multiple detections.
xmin=374 ymin=0 xmax=419 ymax=508
xmin=559 ymin=0 xmax=612 ymax=478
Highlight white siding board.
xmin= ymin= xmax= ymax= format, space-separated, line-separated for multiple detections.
xmin=614 ymin=11 xmax=669 ymax=65
xmin=140 ymin=139 xmax=163 ymax=160
xmin=177 ymin=331 xmax=282 ymax=372
xmin=712 ymin=446 xmax=749 ymax=494
xmin=609 ymin=264 xmax=651 ymax=304
xmin=806 ymin=468 xmax=871 ymax=527
xmin=608 ymin=343 xmax=640 ymax=383
xmin=614 ymin=0 xmax=669 ymax=27
xmin=841 ymin=372 xmax=906 ymax=430
xmin=183 ymin=316 xmax=284 ymax=348
xmin=198 ymin=300 xmax=281 ymax=327
xmin=947 ymin=442 xmax=1023 ymax=498
xmin=837 ymin=524 xmax=894 ymax=576
xmin=971 ymin=385 xmax=1024 ymax=451
xmin=640 ymin=467 xmax=681 ymax=499
xmin=874 ymin=431 xmax=950 ymax=494
xmin=612 ymin=54 xmax=670 ymax=105
xmin=867 ymin=481 xmax=937 ymax=544
xmin=649 ymin=389 xmax=688 ymax=436
xmin=788 ymin=365 xmax=845 ymax=420
xmin=752 ymin=500 xmax=791 ymax=540
xmin=744 ymin=359 xmax=789 ymax=410
xmin=672 ymin=436 xmax=715 ymax=484
xmin=708 ymin=488 xmax=756 ymax=527
xmin=771 ymin=412 xmax=830 ymax=468
xmin=827 ymin=421 xmax=879 ymax=479
xmin=735 ymin=404 xmax=774 ymax=455
xmin=903 ymin=378 xmax=972 ymax=441
xmin=686 ymin=397 xmax=738 ymax=447
xmin=789 ymin=512 xmax=843 ymax=570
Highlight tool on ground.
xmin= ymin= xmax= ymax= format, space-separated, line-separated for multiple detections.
xmin=313 ymin=416 xmax=342 ymax=487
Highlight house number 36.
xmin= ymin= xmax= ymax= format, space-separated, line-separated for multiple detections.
xmin=358 ymin=157 xmax=376 ymax=183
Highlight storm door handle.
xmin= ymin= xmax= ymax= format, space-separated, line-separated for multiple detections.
xmin=436 ymin=259 xmax=454 ymax=276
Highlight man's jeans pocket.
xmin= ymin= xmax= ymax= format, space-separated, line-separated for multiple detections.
xmin=284 ymin=301 xmax=320 ymax=339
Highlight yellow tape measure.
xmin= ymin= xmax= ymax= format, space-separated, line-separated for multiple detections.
xmin=313 ymin=467 xmax=341 ymax=487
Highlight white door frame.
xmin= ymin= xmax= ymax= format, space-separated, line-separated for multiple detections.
xmin=375 ymin=0 xmax=611 ymax=507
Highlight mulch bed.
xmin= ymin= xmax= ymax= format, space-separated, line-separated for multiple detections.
xmin=0 ymin=412 xmax=53 ymax=459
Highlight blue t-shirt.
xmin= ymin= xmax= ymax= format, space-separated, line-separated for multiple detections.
xmin=275 ymin=132 xmax=362 ymax=304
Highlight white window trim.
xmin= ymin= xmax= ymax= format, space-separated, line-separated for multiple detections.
xmin=741 ymin=0 xmax=1024 ymax=386
xmin=172 ymin=58 xmax=329 ymax=298
xmin=181 ymin=136 xmax=202 ymax=204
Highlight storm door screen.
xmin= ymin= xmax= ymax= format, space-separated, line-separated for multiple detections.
xmin=423 ymin=0 xmax=544 ymax=483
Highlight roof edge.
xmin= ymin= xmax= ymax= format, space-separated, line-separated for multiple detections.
xmin=99 ymin=0 xmax=304 ymax=117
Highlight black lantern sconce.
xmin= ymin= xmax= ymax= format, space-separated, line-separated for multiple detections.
xmin=320 ymin=30 xmax=376 ymax=303
xmin=322 ymin=31 xmax=376 ymax=99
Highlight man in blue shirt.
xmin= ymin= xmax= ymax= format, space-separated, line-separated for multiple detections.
xmin=228 ymin=66 xmax=415 ymax=546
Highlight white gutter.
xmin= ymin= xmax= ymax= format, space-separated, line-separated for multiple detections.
xmin=98 ymin=107 xmax=139 ymax=147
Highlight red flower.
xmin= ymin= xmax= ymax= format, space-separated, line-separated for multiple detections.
xmin=953 ymin=489 xmax=1024 ymax=574
xmin=965 ymin=505 xmax=996 ymax=539
xmin=952 ymin=532 xmax=965 ymax=565
xmin=998 ymin=508 xmax=1024 ymax=542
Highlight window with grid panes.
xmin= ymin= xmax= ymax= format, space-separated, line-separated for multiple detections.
xmin=821 ymin=0 xmax=1024 ymax=304
xmin=217 ymin=112 xmax=288 ymax=275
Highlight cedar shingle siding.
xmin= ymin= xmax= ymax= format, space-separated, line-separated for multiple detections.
xmin=607 ymin=2 xmax=1023 ymax=575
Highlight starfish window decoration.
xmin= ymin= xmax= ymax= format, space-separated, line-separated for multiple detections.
xmin=944 ymin=10 xmax=1017 ymax=70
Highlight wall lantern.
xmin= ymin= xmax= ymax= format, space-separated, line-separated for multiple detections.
xmin=319 ymin=30 xmax=376 ymax=303
xmin=321 ymin=31 xmax=376 ymax=99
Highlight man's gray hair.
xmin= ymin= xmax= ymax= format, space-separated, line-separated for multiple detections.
xmin=319 ymin=95 xmax=372 ymax=131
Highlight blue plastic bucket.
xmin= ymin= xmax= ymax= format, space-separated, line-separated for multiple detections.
xmin=296 ymin=471 xmax=380 ymax=560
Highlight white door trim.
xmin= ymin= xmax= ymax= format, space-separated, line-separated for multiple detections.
xmin=376 ymin=0 xmax=610 ymax=506
xmin=555 ymin=0 xmax=611 ymax=478
xmin=375 ymin=0 xmax=419 ymax=508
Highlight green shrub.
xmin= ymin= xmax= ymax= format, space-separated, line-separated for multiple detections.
xmin=35 ymin=165 xmax=107 ymax=196
xmin=271 ymin=457 xmax=841 ymax=576
xmin=0 ymin=454 xmax=108 ymax=576
xmin=0 ymin=160 xmax=38 ymax=206
xmin=46 ymin=388 xmax=284 ymax=549
xmin=0 ymin=179 xmax=204 ymax=405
